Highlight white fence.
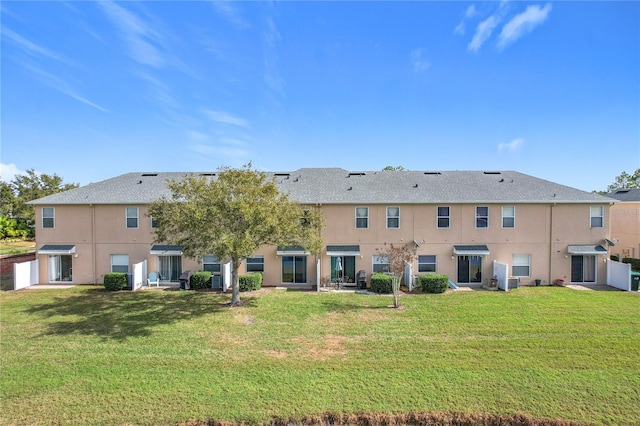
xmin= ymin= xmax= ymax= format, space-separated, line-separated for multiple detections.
xmin=493 ymin=260 xmax=509 ymax=291
xmin=607 ymin=259 xmax=631 ymax=291
xmin=131 ymin=260 xmax=147 ymax=291
xmin=14 ymin=259 xmax=39 ymax=290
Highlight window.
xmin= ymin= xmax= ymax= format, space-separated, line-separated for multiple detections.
xmin=126 ymin=207 xmax=138 ymax=228
xmin=355 ymin=207 xmax=368 ymax=229
xmin=571 ymin=255 xmax=596 ymax=283
xmin=282 ymin=256 xmax=306 ymax=283
xmin=386 ymin=207 xmax=400 ymax=229
xmin=476 ymin=206 xmax=489 ymax=228
xmin=437 ymin=206 xmax=450 ymax=228
xmin=42 ymin=207 xmax=55 ymax=228
xmin=511 ymin=254 xmax=530 ymax=277
xmin=502 ymin=206 xmax=515 ymax=228
xmin=203 ymin=255 xmax=221 ymax=273
xmin=158 ymin=255 xmax=182 ymax=282
xmin=372 ymin=254 xmax=390 ymax=273
xmin=590 ymin=206 xmax=603 ymax=228
xmin=48 ymin=255 xmax=72 ymax=282
xmin=111 ymin=254 xmax=129 ymax=273
xmin=246 ymin=255 xmax=264 ymax=273
xmin=150 ymin=215 xmax=157 ymax=229
xmin=418 ymin=255 xmax=436 ymax=273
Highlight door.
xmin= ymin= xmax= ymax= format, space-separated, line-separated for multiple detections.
xmin=571 ymin=255 xmax=596 ymax=283
xmin=331 ymin=256 xmax=356 ymax=284
xmin=282 ymin=256 xmax=307 ymax=284
xmin=158 ymin=255 xmax=182 ymax=282
xmin=457 ymin=255 xmax=483 ymax=284
xmin=48 ymin=255 xmax=72 ymax=282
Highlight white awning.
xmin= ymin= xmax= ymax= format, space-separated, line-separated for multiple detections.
xmin=326 ymin=245 xmax=361 ymax=256
xmin=38 ymin=245 xmax=76 ymax=255
xmin=276 ymin=246 xmax=310 ymax=255
xmin=567 ymin=244 xmax=607 ymax=255
xmin=150 ymin=245 xmax=183 ymax=255
xmin=453 ymin=245 xmax=490 ymax=256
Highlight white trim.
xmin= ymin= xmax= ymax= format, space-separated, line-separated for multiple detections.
xmin=355 ymin=206 xmax=369 ymax=229
xmin=502 ymin=206 xmax=515 ymax=228
xmin=475 ymin=206 xmax=489 ymax=229
xmin=42 ymin=207 xmax=55 ymax=229
xmin=126 ymin=206 xmax=139 ymax=229
xmin=386 ymin=206 xmax=400 ymax=229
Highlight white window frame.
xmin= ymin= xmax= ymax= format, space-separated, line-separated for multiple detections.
xmin=511 ymin=254 xmax=530 ymax=277
xmin=386 ymin=206 xmax=400 ymax=229
xmin=502 ymin=206 xmax=515 ymax=228
xmin=203 ymin=255 xmax=221 ymax=273
xmin=42 ymin=207 xmax=55 ymax=229
xmin=476 ymin=206 xmax=489 ymax=228
xmin=150 ymin=215 xmax=157 ymax=229
xmin=355 ymin=207 xmax=369 ymax=229
xmin=246 ymin=255 xmax=265 ymax=273
xmin=437 ymin=206 xmax=450 ymax=229
xmin=126 ymin=207 xmax=139 ymax=229
xmin=418 ymin=255 xmax=437 ymax=273
xmin=590 ymin=206 xmax=604 ymax=228
xmin=372 ymin=254 xmax=390 ymax=273
xmin=111 ymin=254 xmax=129 ymax=273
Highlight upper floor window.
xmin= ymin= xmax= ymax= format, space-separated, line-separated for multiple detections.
xmin=126 ymin=207 xmax=139 ymax=228
xmin=372 ymin=254 xmax=390 ymax=273
xmin=590 ymin=206 xmax=603 ymax=228
xmin=355 ymin=207 xmax=369 ymax=229
xmin=203 ymin=255 xmax=221 ymax=273
xmin=418 ymin=255 xmax=436 ymax=273
xmin=42 ymin=207 xmax=55 ymax=228
xmin=512 ymin=254 xmax=530 ymax=277
xmin=502 ymin=206 xmax=515 ymax=228
xmin=246 ymin=255 xmax=264 ymax=273
xmin=437 ymin=206 xmax=450 ymax=228
xmin=150 ymin=215 xmax=158 ymax=229
xmin=476 ymin=206 xmax=489 ymax=228
xmin=111 ymin=254 xmax=129 ymax=273
xmin=386 ymin=207 xmax=400 ymax=229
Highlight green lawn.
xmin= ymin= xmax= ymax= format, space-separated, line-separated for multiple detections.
xmin=0 ymin=240 xmax=35 ymax=256
xmin=1 ymin=286 xmax=639 ymax=425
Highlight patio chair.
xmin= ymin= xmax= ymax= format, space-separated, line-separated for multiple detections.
xmin=147 ymin=271 xmax=160 ymax=287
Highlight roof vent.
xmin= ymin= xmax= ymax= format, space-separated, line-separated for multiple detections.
xmin=200 ymin=173 xmax=216 ymax=176
xmin=141 ymin=173 xmax=158 ymax=177
xmin=348 ymin=172 xmax=366 ymax=177
xmin=347 ymin=186 xmax=353 ymax=190
xmin=424 ymin=172 xmax=441 ymax=175
xmin=615 ymin=189 xmax=630 ymax=194
xmin=483 ymin=171 xmax=501 ymax=175
xmin=274 ymin=173 xmax=290 ymax=178
xmin=413 ymin=184 xmax=418 ymax=188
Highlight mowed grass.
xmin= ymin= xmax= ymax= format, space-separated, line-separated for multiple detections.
xmin=1 ymin=286 xmax=639 ymax=425
xmin=0 ymin=240 xmax=35 ymax=256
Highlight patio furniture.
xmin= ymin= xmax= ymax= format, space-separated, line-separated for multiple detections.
xmin=147 ymin=271 xmax=159 ymax=287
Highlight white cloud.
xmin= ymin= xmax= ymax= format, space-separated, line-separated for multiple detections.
xmin=202 ymin=109 xmax=248 ymax=127
xmin=497 ymin=138 xmax=524 ymax=153
xmin=498 ymin=3 xmax=552 ymax=50
xmin=263 ymin=16 xmax=285 ymax=98
xmin=454 ymin=5 xmax=478 ymax=36
xmin=2 ymin=27 xmax=72 ymax=64
xmin=0 ymin=163 xmax=27 ymax=183
xmin=211 ymin=1 xmax=249 ymax=29
xmin=468 ymin=16 xmax=500 ymax=52
xmin=465 ymin=5 xmax=478 ymax=18
xmin=454 ymin=22 xmax=466 ymax=36
xmin=410 ymin=48 xmax=431 ymax=73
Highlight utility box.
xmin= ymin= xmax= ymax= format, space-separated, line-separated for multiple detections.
xmin=631 ymin=272 xmax=640 ymax=291
xmin=508 ymin=278 xmax=519 ymax=289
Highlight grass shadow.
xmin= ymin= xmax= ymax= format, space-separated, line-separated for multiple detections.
xmin=24 ymin=287 xmax=257 ymax=341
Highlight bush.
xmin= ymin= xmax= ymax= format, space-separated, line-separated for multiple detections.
xmin=610 ymin=254 xmax=620 ymax=262
xmin=370 ymin=273 xmax=392 ymax=294
xmin=417 ymin=274 xmax=449 ymax=293
xmin=622 ymin=258 xmax=640 ymax=272
xmin=239 ymin=272 xmax=262 ymax=292
xmin=191 ymin=271 xmax=212 ymax=290
xmin=103 ymin=273 xmax=127 ymax=291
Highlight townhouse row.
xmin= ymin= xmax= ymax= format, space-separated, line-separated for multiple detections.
xmin=30 ymin=168 xmax=615 ymax=288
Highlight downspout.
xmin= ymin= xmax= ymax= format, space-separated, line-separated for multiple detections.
xmin=549 ymin=203 xmax=555 ymax=286
xmin=91 ymin=204 xmax=97 ymax=284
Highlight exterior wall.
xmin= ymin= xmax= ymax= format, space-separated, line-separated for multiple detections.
xmin=32 ymin=201 xmax=613 ymax=287
xmin=609 ymin=201 xmax=640 ymax=259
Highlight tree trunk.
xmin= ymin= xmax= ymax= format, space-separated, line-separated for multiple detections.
xmin=391 ymin=272 xmax=402 ymax=308
xmin=230 ymin=258 xmax=242 ymax=306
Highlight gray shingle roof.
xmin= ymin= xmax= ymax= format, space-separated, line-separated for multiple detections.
xmin=29 ymin=168 xmax=613 ymax=205
xmin=606 ymin=188 xmax=640 ymax=202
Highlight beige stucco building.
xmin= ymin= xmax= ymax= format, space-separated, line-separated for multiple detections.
xmin=607 ymin=188 xmax=640 ymax=259
xmin=30 ymin=169 xmax=615 ymax=289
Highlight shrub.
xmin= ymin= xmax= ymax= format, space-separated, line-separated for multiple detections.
xmin=191 ymin=271 xmax=212 ymax=290
xmin=610 ymin=254 xmax=620 ymax=262
xmin=103 ymin=273 xmax=127 ymax=291
xmin=370 ymin=273 xmax=392 ymax=294
xmin=417 ymin=274 xmax=449 ymax=293
xmin=239 ymin=272 xmax=262 ymax=292
xmin=622 ymin=258 xmax=640 ymax=272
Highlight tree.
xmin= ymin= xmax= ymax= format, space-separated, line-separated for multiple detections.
xmin=382 ymin=165 xmax=406 ymax=171
xmin=149 ymin=164 xmax=323 ymax=306
xmin=0 ymin=181 xmax=15 ymax=218
xmin=376 ymin=242 xmax=416 ymax=308
xmin=606 ymin=169 xmax=640 ymax=192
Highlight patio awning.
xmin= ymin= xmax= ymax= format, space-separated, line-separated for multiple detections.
xmin=567 ymin=244 xmax=607 ymax=255
xmin=276 ymin=245 xmax=310 ymax=255
xmin=150 ymin=245 xmax=183 ymax=255
xmin=326 ymin=245 xmax=361 ymax=256
xmin=453 ymin=245 xmax=490 ymax=256
xmin=38 ymin=245 xmax=76 ymax=255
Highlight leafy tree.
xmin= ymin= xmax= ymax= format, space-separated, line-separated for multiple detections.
xmin=382 ymin=165 xmax=406 ymax=171
xmin=0 ymin=181 xmax=15 ymax=218
xmin=376 ymin=242 xmax=416 ymax=308
xmin=149 ymin=164 xmax=323 ymax=306
xmin=598 ymin=169 xmax=640 ymax=193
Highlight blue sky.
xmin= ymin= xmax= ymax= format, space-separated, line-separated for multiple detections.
xmin=1 ymin=1 xmax=638 ymax=192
